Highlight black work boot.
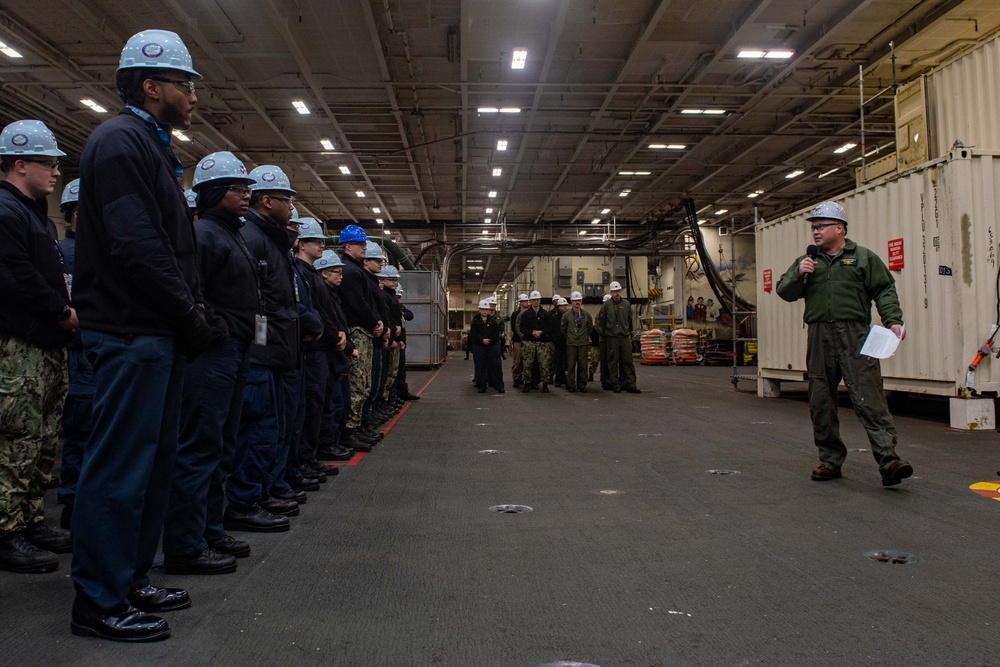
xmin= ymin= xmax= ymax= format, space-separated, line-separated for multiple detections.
xmin=0 ymin=531 xmax=59 ymax=573
xmin=24 ymin=521 xmax=71 ymax=553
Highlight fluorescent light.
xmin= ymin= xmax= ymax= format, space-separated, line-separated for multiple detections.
xmin=634 ymin=171 xmax=651 ymax=176
xmin=833 ymin=142 xmax=857 ymax=154
xmin=697 ymin=219 xmax=707 ymax=225
xmin=714 ymin=209 xmax=729 ymax=215
xmin=292 ymin=100 xmax=310 ymax=115
xmin=681 ymin=109 xmax=703 ymax=114
xmin=496 ymin=139 xmax=508 ymax=151
xmin=80 ymin=99 xmax=108 ymax=114
xmin=591 ymin=218 xmax=601 ymax=224
xmin=747 ymin=190 xmax=764 ymax=198
xmin=339 ymin=165 xmax=351 ymax=174
xmin=383 ymin=230 xmax=391 ymax=235
xmin=0 ymin=41 xmax=22 ymax=58
xmin=764 ymin=50 xmax=794 ymax=59
xmin=618 ymin=189 xmax=631 ymax=197
xmin=703 ymin=109 xmax=726 ymax=115
xmin=649 ymin=144 xmax=686 ymax=150
xmin=600 ymin=208 xmax=611 ymax=214
xmin=648 ymin=144 xmax=667 ymax=149
xmin=172 ymin=130 xmax=191 ymax=142
xmin=478 ymin=107 xmax=499 ymax=113
xmin=484 ymin=218 xmax=492 ymax=223
xmin=372 ymin=207 xmax=381 ymax=213
xmin=356 ymin=190 xmax=366 ymax=197
xmin=485 ymin=207 xmax=494 ymax=213
xmin=481 ymin=231 xmax=488 ymax=235
xmin=619 ymin=171 xmax=635 ymax=176
xmin=492 ymin=167 xmax=502 ymax=176
xmin=488 ymin=191 xmax=497 ymax=198
xmin=512 ymin=49 xmax=527 ymax=70
xmin=818 ymin=168 xmax=840 ymax=178
xmin=579 ymin=230 xmax=587 ymax=236
xmin=737 ymin=50 xmax=766 ymax=58
xmin=320 ymin=139 xmax=335 ymax=150
xmin=499 ymin=107 xmax=520 ymax=114
xmin=785 ymin=170 xmax=804 ymax=179
xmin=376 ymin=218 xmax=384 ymax=224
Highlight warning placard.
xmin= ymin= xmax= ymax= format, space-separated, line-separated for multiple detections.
xmin=888 ymin=238 xmax=904 ymax=271
xmin=763 ymin=269 xmax=772 ymax=292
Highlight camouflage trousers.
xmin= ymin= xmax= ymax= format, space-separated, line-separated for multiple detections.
xmin=588 ymin=346 xmax=600 ymax=376
xmin=0 ymin=336 xmax=67 ymax=533
xmin=347 ymin=327 xmax=373 ymax=429
xmin=382 ymin=347 xmax=400 ymax=401
xmin=521 ymin=341 xmax=553 ymax=386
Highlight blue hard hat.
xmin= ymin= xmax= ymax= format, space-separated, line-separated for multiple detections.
xmin=365 ymin=240 xmax=385 ymax=260
xmin=314 ymin=249 xmax=344 ymax=271
xmin=338 ymin=224 xmax=367 ymax=243
xmin=297 ymin=218 xmax=327 ymax=240
xmin=192 ymin=151 xmax=254 ymax=190
xmin=118 ymin=29 xmax=202 ymax=80
xmin=184 ymin=189 xmax=198 ymax=208
xmin=248 ymin=165 xmax=296 ymax=195
xmin=60 ymin=179 xmax=80 ymax=210
xmin=0 ymin=120 xmax=66 ymax=157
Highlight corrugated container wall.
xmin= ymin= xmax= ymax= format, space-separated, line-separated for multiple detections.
xmin=757 ymin=148 xmax=1000 ymax=397
xmin=400 ymin=270 xmax=447 ymax=367
xmin=926 ymin=33 xmax=1000 ymax=158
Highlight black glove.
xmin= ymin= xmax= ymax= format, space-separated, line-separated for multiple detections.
xmin=176 ymin=308 xmax=214 ymax=361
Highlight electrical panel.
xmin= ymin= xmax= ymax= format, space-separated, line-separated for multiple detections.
xmin=594 ymin=284 xmax=605 ymax=298
xmin=576 ymin=271 xmax=585 ymax=285
xmin=556 ymin=258 xmax=572 ymax=289
xmin=584 ymin=283 xmax=596 ymax=297
xmin=612 ymin=257 xmax=627 ymax=280
xmin=601 ymin=271 xmax=610 ymax=285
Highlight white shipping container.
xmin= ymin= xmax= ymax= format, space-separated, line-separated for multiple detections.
xmin=756 ymin=147 xmax=1000 ymax=398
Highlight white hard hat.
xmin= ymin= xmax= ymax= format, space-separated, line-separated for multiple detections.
xmin=248 ymin=165 xmax=297 ymax=195
xmin=193 ymin=151 xmax=254 ymax=190
xmin=487 ymin=296 xmax=498 ymax=305
xmin=395 ymin=286 xmax=404 ymax=296
xmin=297 ymin=218 xmax=327 ymax=240
xmin=314 ymin=249 xmax=344 ymax=271
xmin=518 ymin=293 xmax=529 ymax=302
xmin=569 ymin=291 xmax=583 ymax=301
xmin=602 ymin=293 xmax=612 ymax=302
xmin=556 ymin=297 xmax=569 ymax=306
xmin=529 ymin=290 xmax=542 ymax=299
xmin=478 ymin=299 xmax=490 ymax=309
xmin=183 ymin=188 xmax=197 ymax=208
xmin=552 ymin=294 xmax=562 ymax=303
xmin=806 ymin=200 xmax=848 ymax=225
xmin=609 ymin=281 xmax=623 ymax=291
xmin=118 ymin=29 xmax=202 ymax=80
xmin=365 ymin=240 xmax=386 ymax=260
xmin=0 ymin=120 xmax=66 ymax=157
xmin=61 ymin=179 xmax=80 ymax=210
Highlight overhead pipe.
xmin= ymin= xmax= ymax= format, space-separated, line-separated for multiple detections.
xmin=682 ymin=198 xmax=755 ymax=315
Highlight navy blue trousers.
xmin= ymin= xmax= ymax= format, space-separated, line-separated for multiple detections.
xmin=269 ymin=368 xmax=305 ymax=492
xmin=228 ymin=366 xmax=282 ymax=509
xmin=58 ymin=347 xmax=94 ymax=506
xmin=392 ymin=347 xmax=409 ymax=395
xmin=320 ymin=371 xmax=350 ymax=449
xmin=473 ymin=344 xmax=504 ymax=391
xmin=71 ymin=332 xmax=183 ymax=614
xmin=299 ymin=350 xmax=329 ymax=464
xmin=163 ymin=336 xmax=248 ymax=557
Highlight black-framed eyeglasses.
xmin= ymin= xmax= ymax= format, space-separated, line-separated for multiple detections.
xmin=267 ymin=195 xmax=294 ymax=205
xmin=149 ymin=77 xmax=196 ymax=95
xmin=810 ymin=223 xmax=841 ymax=231
xmin=226 ymin=185 xmax=251 ymax=195
xmin=22 ymin=158 xmax=60 ymax=170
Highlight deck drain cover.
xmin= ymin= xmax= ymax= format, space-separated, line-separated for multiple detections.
xmin=478 ymin=449 xmax=507 ymax=455
xmin=538 ymin=662 xmax=603 ymax=667
xmin=491 ymin=504 xmax=532 ymax=514
xmin=866 ymin=549 xmax=921 ymax=564
xmin=849 ymin=448 xmax=870 ymax=452
xmin=596 ymin=489 xmax=623 ymax=495
xmin=707 ymin=469 xmax=739 ymax=475
xmin=637 ymin=433 xmax=662 ymax=437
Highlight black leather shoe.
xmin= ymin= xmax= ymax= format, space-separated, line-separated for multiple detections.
xmin=71 ymin=599 xmax=169 ymax=642
xmin=342 ymin=433 xmax=372 ymax=452
xmin=24 ymin=521 xmax=71 ymax=554
xmin=271 ymin=488 xmax=307 ymax=503
xmin=297 ymin=466 xmax=327 ymax=483
xmin=316 ymin=446 xmax=354 ymax=461
xmin=207 ymin=534 xmax=251 ymax=558
xmin=223 ymin=505 xmax=290 ymax=533
xmin=60 ymin=503 xmax=73 ymax=530
xmin=626 ymin=386 xmax=642 ymax=394
xmin=290 ymin=477 xmax=320 ymax=492
xmin=0 ymin=531 xmax=59 ymax=573
xmin=260 ymin=497 xmax=300 ymax=517
xmin=402 ymin=392 xmax=420 ymax=400
xmin=128 ymin=585 xmax=191 ymax=613
xmin=542 ymin=383 xmax=549 ymax=393
xmin=163 ymin=548 xmax=237 ymax=575
xmin=306 ymin=458 xmax=339 ymax=474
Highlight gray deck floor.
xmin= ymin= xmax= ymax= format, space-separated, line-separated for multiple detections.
xmin=2 ymin=356 xmax=1000 ymax=666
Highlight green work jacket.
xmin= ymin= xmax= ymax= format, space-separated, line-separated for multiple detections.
xmin=560 ymin=308 xmax=594 ymax=346
xmin=597 ymin=297 xmax=631 ymax=337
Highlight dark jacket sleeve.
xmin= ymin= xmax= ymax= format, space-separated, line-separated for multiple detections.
xmin=293 ymin=265 xmax=323 ymax=337
xmin=0 ymin=208 xmax=67 ymax=321
xmin=468 ymin=316 xmax=485 ymax=345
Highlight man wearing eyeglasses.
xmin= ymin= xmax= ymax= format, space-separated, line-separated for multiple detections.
xmin=0 ymin=120 xmax=75 ymax=576
xmin=70 ymin=30 xmax=212 ymax=642
xmin=776 ymin=200 xmax=912 ymax=489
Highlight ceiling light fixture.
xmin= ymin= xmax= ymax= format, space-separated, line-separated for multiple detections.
xmin=600 ymin=208 xmax=611 ymax=214
xmin=499 ymin=107 xmax=521 ymax=114
xmin=634 ymin=171 xmax=651 ymax=176
xmin=172 ymin=130 xmax=191 ymax=142
xmin=492 ymin=167 xmax=502 ymax=176
xmin=383 ymin=230 xmax=391 ymax=235
xmin=372 ymin=208 xmax=381 ymax=213
xmin=737 ymin=49 xmax=794 ymax=59
xmin=697 ymin=219 xmax=707 ymax=225
xmin=714 ymin=209 xmax=729 ymax=215
xmin=481 ymin=231 xmax=488 ymax=235
xmin=785 ymin=170 xmax=804 ymax=179
xmin=0 ymin=41 xmax=23 ymax=58
xmin=292 ymin=100 xmax=310 ymax=115
xmin=512 ymin=49 xmax=527 ymax=70
xmin=747 ymin=190 xmax=764 ymax=198
xmin=339 ymin=165 xmax=351 ymax=174
xmin=485 ymin=207 xmax=494 ymax=213
xmin=737 ymin=50 xmax=766 ymax=58
xmin=619 ymin=189 xmax=631 ymax=197
xmin=579 ymin=230 xmax=587 ymax=236
xmin=80 ymin=99 xmax=108 ymax=114
xmin=376 ymin=218 xmax=384 ymax=224
xmin=818 ymin=168 xmax=840 ymax=178
xmin=356 ymin=190 xmax=366 ymax=197
xmin=478 ymin=107 xmax=499 ymax=113
xmin=484 ymin=218 xmax=492 ymax=223
xmin=496 ymin=139 xmax=508 ymax=151
xmin=320 ymin=139 xmax=335 ymax=150
xmin=591 ymin=218 xmax=601 ymax=224
xmin=667 ymin=144 xmax=686 ymax=150
xmin=619 ymin=171 xmax=635 ymax=176
xmin=833 ymin=142 xmax=857 ymax=154
xmin=488 ymin=190 xmax=497 ymax=198
xmin=681 ymin=109 xmax=726 ymax=115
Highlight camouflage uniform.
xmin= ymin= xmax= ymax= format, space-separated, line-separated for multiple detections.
xmin=521 ymin=341 xmax=553 ymax=383
xmin=0 ymin=337 xmax=67 ymax=533
xmin=588 ymin=346 xmax=601 ymax=377
xmin=348 ymin=327 xmax=373 ymax=429
xmin=382 ymin=346 xmax=400 ymax=401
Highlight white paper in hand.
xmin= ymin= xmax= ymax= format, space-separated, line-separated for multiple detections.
xmin=860 ymin=325 xmax=902 ymax=359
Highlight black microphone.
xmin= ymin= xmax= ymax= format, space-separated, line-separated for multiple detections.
xmin=803 ymin=244 xmax=818 ymax=286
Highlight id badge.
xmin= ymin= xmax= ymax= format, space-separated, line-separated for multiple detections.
xmin=255 ymin=314 xmax=268 ymax=345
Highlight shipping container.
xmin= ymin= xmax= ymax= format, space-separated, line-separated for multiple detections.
xmin=405 ymin=333 xmax=447 ymax=367
xmin=400 ymin=270 xmax=444 ymax=303
xmin=757 ymin=147 xmax=1000 ymax=399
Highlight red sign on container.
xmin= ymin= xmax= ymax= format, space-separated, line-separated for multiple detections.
xmin=763 ymin=269 xmax=773 ymax=292
xmin=888 ymin=238 xmax=904 ymax=271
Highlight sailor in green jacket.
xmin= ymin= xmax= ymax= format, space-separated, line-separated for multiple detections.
xmin=596 ymin=281 xmax=640 ymax=393
xmin=776 ymin=201 xmax=912 ymax=487
xmin=560 ymin=291 xmax=594 ymax=392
